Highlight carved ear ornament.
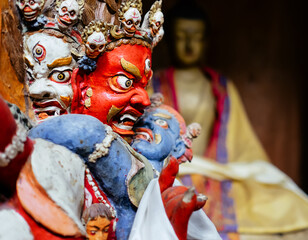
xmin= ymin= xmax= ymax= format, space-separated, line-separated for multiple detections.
xmin=0 ymin=125 xmax=28 ymax=167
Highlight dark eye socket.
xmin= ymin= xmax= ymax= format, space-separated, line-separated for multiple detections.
xmin=61 ymin=7 xmax=67 ymax=12
xmin=135 ymin=21 xmax=140 ymax=26
xmin=90 ymin=44 xmax=96 ymax=50
xmin=156 ymin=22 xmax=161 ymax=27
xmin=126 ymin=20 xmax=133 ymax=25
xmin=29 ymin=0 xmax=35 ymax=5
xmin=99 ymin=45 xmax=104 ymax=50
xmin=70 ymin=10 xmax=75 ymax=16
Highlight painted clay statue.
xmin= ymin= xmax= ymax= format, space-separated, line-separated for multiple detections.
xmin=141 ymin=0 xmax=164 ymax=47
xmin=82 ymin=203 xmax=116 ymax=240
xmin=55 ymin=0 xmax=84 ymax=30
xmin=15 ymin=0 xmax=46 ymax=29
xmin=82 ymin=21 xmax=108 ymax=59
xmin=118 ymin=0 xmax=142 ymax=37
xmin=28 ymin=113 xmax=218 ymax=240
xmin=0 ymin=97 xmax=86 ymax=239
xmin=132 ymin=93 xmax=201 ymax=172
xmin=1 ymin=0 xmax=222 ymax=239
xmin=23 ymin=29 xmax=79 ymax=123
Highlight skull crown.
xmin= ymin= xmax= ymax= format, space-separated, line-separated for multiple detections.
xmin=55 ymin=0 xmax=85 ymax=29
xmin=80 ymin=0 xmax=164 ymax=60
xmin=82 ymin=21 xmax=109 ymax=59
xmin=16 ymin=0 xmax=45 ymax=22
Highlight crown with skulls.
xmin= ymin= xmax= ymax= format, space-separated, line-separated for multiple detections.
xmin=81 ymin=0 xmax=164 ymax=59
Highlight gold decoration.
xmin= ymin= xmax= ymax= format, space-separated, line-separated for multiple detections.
xmin=84 ymin=98 xmax=91 ymax=108
xmin=120 ymin=58 xmax=142 ymax=80
xmin=86 ymin=87 xmax=93 ymax=97
xmin=107 ymin=105 xmax=123 ymax=123
xmin=81 ymin=21 xmax=109 ymax=43
xmin=47 ymin=56 xmax=72 ymax=69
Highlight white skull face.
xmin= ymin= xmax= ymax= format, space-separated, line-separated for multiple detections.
xmin=150 ymin=11 xmax=164 ymax=35
xmin=121 ymin=7 xmax=141 ymax=34
xmin=16 ymin=0 xmax=42 ymax=22
xmin=85 ymin=31 xmax=107 ymax=59
xmin=57 ymin=0 xmax=79 ymax=29
xmin=23 ymin=32 xmax=77 ymax=123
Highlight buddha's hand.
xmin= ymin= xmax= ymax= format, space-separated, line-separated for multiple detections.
xmin=158 ymin=156 xmax=207 ymax=240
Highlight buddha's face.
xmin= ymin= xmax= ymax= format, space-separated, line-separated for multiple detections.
xmin=86 ymin=216 xmax=110 ymax=240
xmin=77 ymin=43 xmax=152 ymax=136
xmin=173 ymin=18 xmax=206 ymax=67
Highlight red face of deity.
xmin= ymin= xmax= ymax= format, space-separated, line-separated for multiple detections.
xmin=72 ymin=43 xmax=152 ymax=136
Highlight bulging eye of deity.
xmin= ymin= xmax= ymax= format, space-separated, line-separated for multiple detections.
xmin=155 ymin=119 xmax=168 ymax=129
xmin=49 ymin=70 xmax=72 ymax=83
xmin=32 ymin=43 xmax=46 ymax=63
xmin=109 ymin=75 xmax=134 ymax=93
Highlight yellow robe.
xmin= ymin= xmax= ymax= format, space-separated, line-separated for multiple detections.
xmin=152 ymin=67 xmax=308 ymax=235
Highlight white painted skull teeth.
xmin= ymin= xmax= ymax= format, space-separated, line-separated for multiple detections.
xmin=120 ymin=114 xmax=138 ymax=122
xmin=113 ymin=123 xmax=133 ymax=131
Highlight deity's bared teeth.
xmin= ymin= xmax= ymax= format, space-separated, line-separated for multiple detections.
xmin=120 ymin=114 xmax=137 ymax=122
xmin=114 ymin=123 xmax=133 ymax=131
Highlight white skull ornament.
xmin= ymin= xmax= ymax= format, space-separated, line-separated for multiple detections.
xmin=121 ymin=7 xmax=141 ymax=36
xmin=85 ymin=31 xmax=107 ymax=59
xmin=57 ymin=0 xmax=80 ymax=29
xmin=150 ymin=11 xmax=164 ymax=36
xmin=16 ymin=0 xmax=43 ymax=22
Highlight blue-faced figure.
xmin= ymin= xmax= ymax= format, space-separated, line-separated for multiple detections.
xmin=132 ymin=94 xmax=200 ymax=172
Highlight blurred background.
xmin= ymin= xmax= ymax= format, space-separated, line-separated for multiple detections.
xmin=143 ymin=0 xmax=307 ymax=191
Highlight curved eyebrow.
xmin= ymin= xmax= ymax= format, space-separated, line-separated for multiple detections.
xmin=153 ymin=113 xmax=172 ymax=119
xmin=47 ymin=56 xmax=72 ymax=69
xmin=120 ymin=58 xmax=142 ymax=80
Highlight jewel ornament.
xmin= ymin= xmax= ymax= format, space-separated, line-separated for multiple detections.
xmin=85 ymin=168 xmax=117 ymax=218
xmin=88 ymin=126 xmax=117 ymax=163
xmin=0 ymin=125 xmax=27 ymax=167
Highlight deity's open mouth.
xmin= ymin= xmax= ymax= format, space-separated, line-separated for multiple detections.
xmin=110 ymin=108 xmax=142 ymax=136
xmin=58 ymin=17 xmax=72 ymax=27
xmin=32 ymin=100 xmax=67 ymax=122
xmin=23 ymin=10 xmax=38 ymax=21
xmin=134 ymin=128 xmax=154 ymax=143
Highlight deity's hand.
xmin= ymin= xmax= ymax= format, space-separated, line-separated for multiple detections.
xmin=158 ymin=157 xmax=207 ymax=240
